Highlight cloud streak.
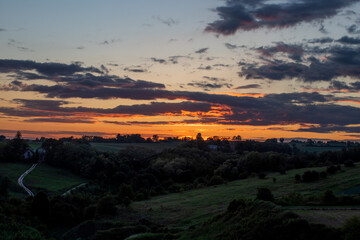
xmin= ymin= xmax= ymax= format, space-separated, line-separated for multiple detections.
xmin=206 ymin=0 xmax=360 ymax=35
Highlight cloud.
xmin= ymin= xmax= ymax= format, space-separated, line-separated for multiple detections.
xmin=195 ymin=48 xmax=209 ymax=54
xmin=0 ymin=59 xmax=103 ymax=76
xmin=336 ymin=36 xmax=360 ymax=44
xmin=153 ymin=16 xmax=178 ymax=26
xmin=0 ymin=99 xmax=213 ymax=119
xmin=202 ymin=76 xmax=226 ymax=82
xmin=307 ymin=37 xmax=334 ymax=44
xmin=329 ymin=80 xmax=360 ymax=91
xmin=198 ymin=65 xmax=212 ymax=70
xmin=124 ymin=67 xmax=148 ymax=73
xmin=0 ymin=129 xmax=114 ymax=137
xmin=347 ymin=24 xmax=360 ymax=34
xmin=234 ymin=84 xmax=261 ymax=89
xmin=256 ymin=42 xmax=304 ymax=61
xmin=98 ymin=38 xmax=121 ymax=45
xmin=240 ymin=46 xmax=360 ymax=82
xmin=24 ymin=117 xmax=96 ymax=124
xmin=294 ymin=125 xmax=360 ymax=133
xmin=205 ymin=0 xmax=360 ymax=35
xmin=0 ymin=28 xmax=6 ymax=32
xmin=151 ymin=58 xmax=167 ymax=64
xmin=2 ymin=59 xmax=360 ymax=131
xmin=7 ymin=39 xmax=33 ymax=52
xmin=187 ymin=81 xmax=232 ymax=90
xmin=224 ymin=43 xmax=244 ymax=50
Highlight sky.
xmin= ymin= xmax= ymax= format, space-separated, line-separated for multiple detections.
xmin=1 ymin=0 xmax=360 ymax=141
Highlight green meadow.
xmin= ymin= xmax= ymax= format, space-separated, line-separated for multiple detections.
xmin=0 ymin=162 xmax=87 ymax=196
xmin=132 ymin=165 xmax=360 ymax=228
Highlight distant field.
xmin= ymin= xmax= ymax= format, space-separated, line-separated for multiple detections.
xmin=0 ymin=162 xmax=87 ymax=196
xmin=293 ymin=143 xmax=345 ymax=153
xmin=132 ymin=165 xmax=360 ymax=228
xmin=27 ymin=142 xmax=42 ymax=149
xmin=91 ymin=142 xmax=182 ymax=153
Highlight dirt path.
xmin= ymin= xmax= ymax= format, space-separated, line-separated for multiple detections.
xmin=17 ymin=163 xmax=38 ymax=196
xmin=62 ymin=183 xmax=87 ymax=196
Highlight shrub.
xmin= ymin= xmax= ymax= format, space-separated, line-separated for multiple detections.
xmin=208 ymin=176 xmax=225 ymax=186
xmin=344 ymin=160 xmax=355 ymax=167
xmin=96 ymin=194 xmax=117 ymax=217
xmin=326 ymin=165 xmax=338 ymax=174
xmin=31 ymin=191 xmax=50 ymax=222
xmin=320 ymin=171 xmax=327 ymax=179
xmin=119 ymin=184 xmax=134 ymax=200
xmin=302 ymin=171 xmax=320 ymax=182
xmin=256 ymin=188 xmax=274 ymax=202
xmin=280 ymin=192 xmax=304 ymax=206
xmin=227 ymin=199 xmax=246 ymax=212
xmin=322 ymin=190 xmax=337 ymax=204
xmin=257 ymin=172 xmax=266 ymax=179
xmin=83 ymin=204 xmax=97 ymax=220
xmin=295 ymin=174 xmax=301 ymax=182
xmin=342 ymin=216 xmax=360 ymax=240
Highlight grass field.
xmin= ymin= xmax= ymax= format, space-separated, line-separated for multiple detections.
xmin=0 ymin=162 xmax=87 ymax=196
xmin=24 ymin=163 xmax=87 ymax=195
xmin=27 ymin=142 xmax=42 ymax=149
xmin=132 ymin=165 xmax=360 ymax=228
xmin=293 ymin=143 xmax=345 ymax=153
xmin=294 ymin=209 xmax=360 ymax=228
xmin=0 ymin=163 xmax=33 ymax=197
xmin=90 ymin=142 xmax=182 ymax=153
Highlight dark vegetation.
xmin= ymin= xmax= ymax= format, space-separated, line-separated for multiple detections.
xmin=0 ymin=132 xmax=360 ymax=239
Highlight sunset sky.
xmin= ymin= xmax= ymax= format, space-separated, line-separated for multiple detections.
xmin=1 ymin=0 xmax=360 ymax=141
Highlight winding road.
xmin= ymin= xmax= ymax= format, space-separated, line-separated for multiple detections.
xmin=17 ymin=163 xmax=38 ymax=196
xmin=18 ymin=163 xmax=86 ymax=197
xmin=61 ymin=183 xmax=87 ymax=196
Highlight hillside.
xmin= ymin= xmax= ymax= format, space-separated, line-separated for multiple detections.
xmin=0 ymin=162 xmax=87 ymax=196
xmin=132 ymin=165 xmax=360 ymax=228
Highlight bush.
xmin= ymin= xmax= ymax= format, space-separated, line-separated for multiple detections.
xmin=31 ymin=191 xmax=50 ymax=222
xmin=342 ymin=216 xmax=360 ymax=240
xmin=344 ymin=160 xmax=355 ymax=167
xmin=295 ymin=174 xmax=301 ymax=182
xmin=302 ymin=171 xmax=320 ymax=182
xmin=322 ymin=190 xmax=337 ymax=204
xmin=83 ymin=204 xmax=97 ymax=220
xmin=96 ymin=194 xmax=117 ymax=217
xmin=227 ymin=199 xmax=246 ymax=212
xmin=326 ymin=165 xmax=338 ymax=174
xmin=280 ymin=192 xmax=304 ymax=206
xmin=257 ymin=172 xmax=266 ymax=179
xmin=119 ymin=184 xmax=134 ymax=200
xmin=208 ymin=176 xmax=225 ymax=186
xmin=320 ymin=171 xmax=327 ymax=179
xmin=256 ymin=188 xmax=274 ymax=202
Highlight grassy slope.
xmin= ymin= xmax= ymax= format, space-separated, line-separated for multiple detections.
xmin=0 ymin=163 xmax=32 ymax=197
xmin=27 ymin=142 xmax=42 ymax=149
xmin=24 ymin=163 xmax=87 ymax=195
xmin=132 ymin=165 xmax=360 ymax=228
xmin=0 ymin=162 xmax=87 ymax=196
xmin=91 ymin=142 xmax=181 ymax=153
